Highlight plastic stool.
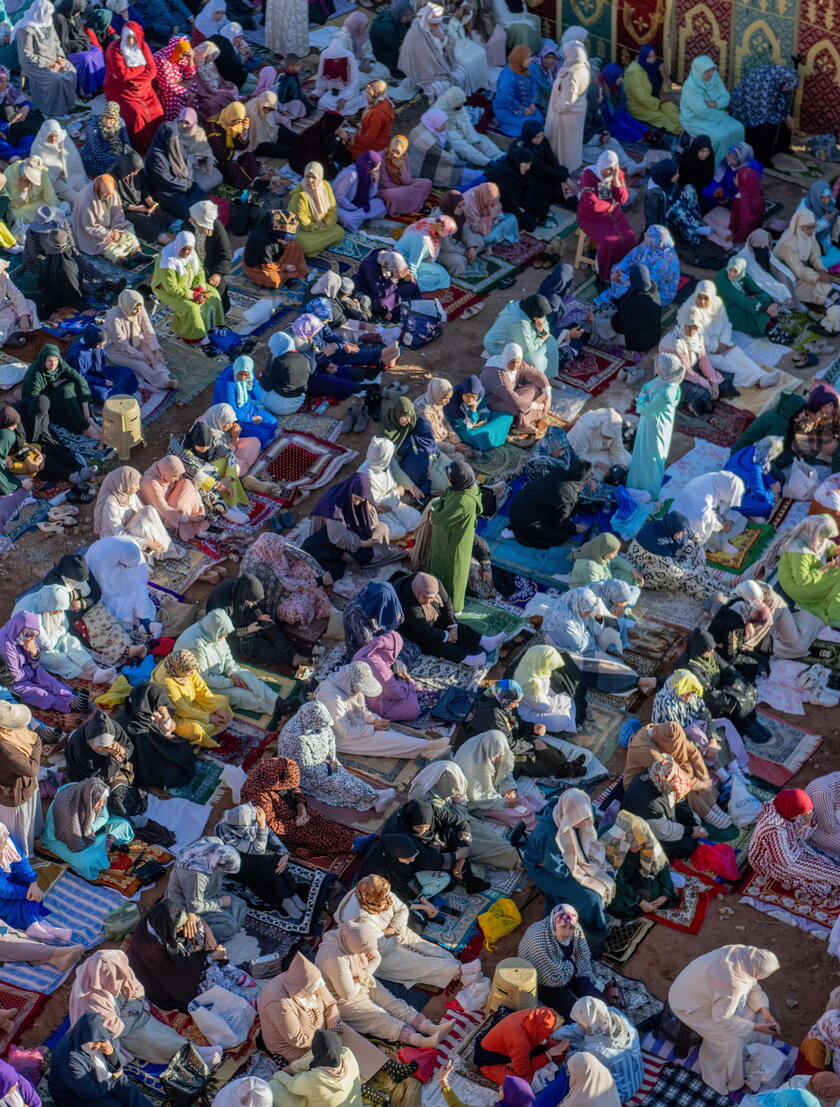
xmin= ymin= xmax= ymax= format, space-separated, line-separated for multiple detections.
xmin=486 ymin=957 xmax=538 ymax=1013
xmin=102 ymin=395 xmax=143 ymax=460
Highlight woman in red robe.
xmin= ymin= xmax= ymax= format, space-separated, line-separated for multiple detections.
xmin=576 ymin=149 xmax=636 ymax=281
xmin=104 ymin=23 xmax=164 ymax=155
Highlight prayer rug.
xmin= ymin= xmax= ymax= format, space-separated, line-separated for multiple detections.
xmin=766 ymin=149 xmax=840 ymax=187
xmin=31 ymin=857 xmax=67 ymax=895
xmin=483 ymin=514 xmax=575 ymax=588
xmin=0 ymin=982 xmax=48 ymax=1055
xmin=189 ymin=493 xmax=283 ymax=560
xmin=458 ymin=596 xmax=526 ymax=640
xmin=425 ymin=1005 xmax=494 ymax=1087
xmin=438 ymin=282 xmax=484 ymax=321
xmin=661 ymin=441 xmax=732 ymax=498
xmin=149 ymin=545 xmax=214 ymax=592
xmin=227 ymin=256 xmax=311 ymax=306
xmin=648 ymin=867 xmax=719 ymax=934
xmin=673 ymin=400 xmax=755 ymax=447
xmin=602 ymin=918 xmax=655 ymax=964
xmin=421 ymin=889 xmax=502 ymax=951
xmin=448 ymin=253 xmax=517 ymax=296
xmin=705 ymin=521 xmax=775 ymax=573
xmin=550 ymin=383 xmax=590 ymax=426
xmin=637 ymin=1062 xmax=732 ymax=1107
xmin=0 ymin=873 xmax=126 ymax=994
xmin=744 ymin=710 xmax=822 ymax=787
xmin=728 ymin=369 xmax=803 ymax=419
xmin=552 ymin=346 xmax=625 ymax=396
xmin=276 ymin=411 xmax=342 ymax=442
xmin=410 ymin=651 xmax=490 ymax=691
xmin=591 ymin=961 xmax=664 ymax=1029
xmin=530 ymin=205 xmax=579 ymax=242
xmin=739 ymin=868 xmax=840 ymax=937
xmin=95 ymin=840 xmax=173 ymax=896
xmin=210 ymin=719 xmax=276 ymax=771
xmin=4 ymin=497 xmax=51 ymax=543
xmin=329 ymin=229 xmax=395 ymax=262
xmin=574 ymin=702 xmax=626 ymax=767
xmin=480 ymin=867 xmax=528 ymax=897
xmin=235 ymin=668 xmax=300 ymax=728
xmin=342 ymin=746 xmax=428 ymax=791
xmin=632 ymin=587 xmax=706 ymax=632
xmin=254 ymin=428 xmax=358 ymax=499
xmin=224 ymin=859 xmax=332 ymax=936
xmin=169 ymin=758 xmax=224 ymax=805
xmin=491 ymin=232 xmax=546 ymax=269
xmin=627 ymin=1052 xmax=669 ymax=1107
xmin=305 ymin=794 xmax=390 ymax=833
xmin=471 ymin=445 xmax=527 ymax=480
xmin=138 ymin=382 xmax=175 ymax=426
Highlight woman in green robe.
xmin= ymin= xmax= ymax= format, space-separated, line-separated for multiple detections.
xmin=599 ymin=809 xmax=678 ymax=920
xmin=427 ymin=458 xmax=482 ymax=614
xmin=626 ymin=353 xmax=684 ymax=500
xmin=775 ymin=513 xmax=840 ymax=625
xmin=22 ymin=343 xmax=99 ymax=438
xmin=569 ymin=532 xmax=642 ymax=587
xmin=714 ymin=258 xmax=776 ymax=338
xmin=151 ymin=230 xmax=224 ymax=343
xmin=288 ymin=161 xmax=345 ymax=257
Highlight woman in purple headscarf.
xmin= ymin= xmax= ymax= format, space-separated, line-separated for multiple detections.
xmin=300 ymin=307 xmax=400 ymax=401
xmin=0 ymin=612 xmax=88 ymax=712
xmin=332 ymin=149 xmax=387 ymax=232
xmin=793 ymin=382 xmax=840 ymax=467
xmin=0 ymin=1058 xmax=42 ymax=1107
xmin=301 ymin=471 xmax=405 ymax=579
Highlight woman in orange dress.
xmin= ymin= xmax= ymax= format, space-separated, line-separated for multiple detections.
xmin=351 ymin=79 xmax=395 ymax=157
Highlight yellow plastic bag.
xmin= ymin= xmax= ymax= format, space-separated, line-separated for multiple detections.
xmin=477 ymin=897 xmax=521 ymax=951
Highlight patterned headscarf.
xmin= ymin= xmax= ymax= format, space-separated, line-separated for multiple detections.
xmin=490 ymin=680 xmax=523 ymax=706
xmin=549 ymin=903 xmax=579 ymax=928
xmin=330 ymin=661 xmax=382 ymax=698
xmin=177 ymin=835 xmax=241 ymax=874
xmin=164 ymin=649 xmax=198 ymax=678
xmin=50 ymin=778 xmax=109 ymax=853
xmin=600 ymin=809 xmax=668 ymax=877
xmin=648 ymin=753 xmax=693 ymax=802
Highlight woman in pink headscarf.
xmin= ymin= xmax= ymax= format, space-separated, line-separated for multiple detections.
xmin=190 ymin=40 xmax=237 ymax=119
xmin=139 ymin=455 xmax=209 ymax=541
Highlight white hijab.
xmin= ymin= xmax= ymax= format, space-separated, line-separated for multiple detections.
xmin=11 ymin=0 xmax=53 ymax=39
xmin=670 ymin=471 xmax=746 ymax=544
xmin=31 ymin=119 xmax=86 ymax=186
xmin=452 ymin=729 xmax=516 ymax=807
xmin=119 ymin=22 xmax=146 ymax=66
xmin=159 ymin=231 xmax=199 ymax=279
xmin=195 ymin=0 xmax=227 ymax=36
xmin=85 ymin=536 xmax=155 ymax=625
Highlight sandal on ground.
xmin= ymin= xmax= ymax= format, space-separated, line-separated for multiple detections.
xmin=460 ymin=302 xmax=485 ymax=319
xmin=37 ymin=521 xmax=64 ymax=533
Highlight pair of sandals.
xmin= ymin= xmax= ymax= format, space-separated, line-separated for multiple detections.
xmin=38 ymin=503 xmax=80 ymax=533
xmin=532 ymin=254 xmax=553 ymax=269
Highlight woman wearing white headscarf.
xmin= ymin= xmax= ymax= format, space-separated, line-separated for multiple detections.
xmin=359 ymin=437 xmax=422 ymax=540
xmin=566 ymin=408 xmax=630 ymax=480
xmin=659 ymin=305 xmax=723 ymax=418
xmin=725 ymin=579 xmax=825 ymax=660
xmin=92 ymin=465 xmax=183 ymax=560
xmin=103 ymin=289 xmax=174 ymax=390
xmin=670 ymin=470 xmax=747 ymax=552
xmin=288 ymin=162 xmax=344 ymax=256
xmin=735 ymin=228 xmax=796 ymax=307
xmin=316 ymin=660 xmax=449 ymax=759
xmin=626 ymin=353 xmax=684 ymax=500
xmin=13 ymin=0 xmax=76 ymax=118
xmin=194 ymin=0 xmax=227 ymax=39
xmin=668 ymin=945 xmax=780 ymax=1093
xmin=453 ymin=728 xmax=546 ymax=829
xmin=774 ymin=207 xmax=836 ymax=306
xmin=11 ymin=585 xmax=114 ymax=684
xmin=191 ymin=40 xmax=238 ymax=119
xmin=553 ymin=998 xmax=642 ymax=1102
xmin=430 ymin=85 xmax=502 ymax=166
xmin=85 ymin=535 xmax=156 ymax=628
xmin=545 ymin=40 xmax=590 ymax=172
xmin=314 ymin=13 xmax=383 ymax=115
xmin=398 ymin=3 xmax=463 ymax=102
xmin=212 ymin=1077 xmax=274 ymax=1107
xmin=688 ymin=279 xmax=781 ymax=388
xmin=479 ymin=341 xmax=551 ymax=429
xmin=151 ymin=229 xmax=225 ymax=343
xmin=30 ymin=118 xmax=87 ymax=204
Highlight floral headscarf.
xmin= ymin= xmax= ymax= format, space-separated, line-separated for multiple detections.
xmin=600 ymin=809 xmax=668 ymax=877
xmin=164 ymin=649 xmax=198 ymax=678
xmin=648 ymin=753 xmax=693 ymax=802
xmin=177 ymin=835 xmax=241 ymax=874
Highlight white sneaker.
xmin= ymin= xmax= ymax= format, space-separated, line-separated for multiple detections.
xmin=224 ymin=508 xmax=249 ymax=525
xmin=462 ymin=652 xmax=487 ymax=668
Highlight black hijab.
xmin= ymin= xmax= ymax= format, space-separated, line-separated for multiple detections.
xmin=115 ymin=681 xmax=169 ymax=736
xmin=44 ymin=551 xmax=102 ymax=606
xmin=447 ymin=458 xmax=476 ymax=490
xmin=310 ymin=1029 xmax=343 ymax=1070
xmin=677 ymin=134 xmax=714 ymax=194
xmin=684 ymin=628 xmax=717 ymax=660
xmin=112 ymin=150 xmax=145 ymax=206
xmin=146 ymin=899 xmax=190 ymax=957
xmin=358 ymin=833 xmax=419 ymax=899
xmin=520 ymin=293 xmax=551 ymax=321
xmin=65 ymin=710 xmax=128 ymax=783
xmin=183 ymin=420 xmax=219 ymax=458
xmin=206 ymin=574 xmax=265 ymax=627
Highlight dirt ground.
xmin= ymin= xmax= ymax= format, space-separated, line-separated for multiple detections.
xmin=8 ymin=126 xmax=840 ymax=1060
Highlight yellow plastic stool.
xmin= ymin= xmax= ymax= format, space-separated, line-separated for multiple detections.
xmin=102 ymin=395 xmax=144 ymax=461
xmin=486 ymin=957 xmax=539 ymax=1014
xmin=573 ymin=228 xmax=598 ymax=271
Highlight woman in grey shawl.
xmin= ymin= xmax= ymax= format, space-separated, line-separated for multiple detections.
xmin=177 ymin=107 xmax=223 ymax=193
xmin=165 ymin=836 xmax=247 ymax=941
xmin=214 ymin=803 xmax=307 ymax=921
xmin=13 ymin=0 xmax=76 ymax=117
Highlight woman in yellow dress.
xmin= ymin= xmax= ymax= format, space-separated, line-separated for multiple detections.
xmin=151 ymin=648 xmax=232 ymax=748
xmin=288 ymin=161 xmax=345 ymax=256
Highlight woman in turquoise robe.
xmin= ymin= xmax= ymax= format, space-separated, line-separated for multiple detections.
xmin=395 ymin=216 xmax=455 ymax=292
xmin=626 ymin=353 xmax=684 ymax=499
xmin=679 ymin=56 xmax=745 ymax=162
xmin=42 ymin=778 xmax=133 ymax=880
xmin=443 ymin=374 xmax=513 ymax=452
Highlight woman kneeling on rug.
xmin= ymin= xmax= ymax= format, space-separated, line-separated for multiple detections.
xmin=394 ymin=571 xmax=507 ymax=667
xmin=551 ymin=996 xmax=643 ymax=1101
xmin=599 ymin=809 xmax=678 ymax=921
xmin=151 ymin=648 xmax=233 ymax=749
xmin=473 ymin=1006 xmax=561 ymax=1087
xmin=315 ymin=920 xmax=456 ymax=1046
xmin=748 ymin=789 xmax=840 ymax=895
xmin=335 ymin=874 xmax=464 ymax=989
xmin=42 ymin=778 xmax=133 ymax=881
xmin=517 ymin=903 xmax=602 ymax=1019
xmin=522 ymin=789 xmax=615 ymax=956
xmin=214 ymin=803 xmax=307 ymax=922
xmin=668 ymin=945 xmax=780 ymax=1094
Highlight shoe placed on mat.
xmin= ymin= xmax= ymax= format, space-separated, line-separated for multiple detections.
xmin=353 ymin=406 xmax=370 ymax=433
xmin=224 ymin=508 xmax=249 ymax=525
xmin=340 ymin=405 xmax=357 ymax=433
xmin=65 ymin=485 xmax=95 ymax=504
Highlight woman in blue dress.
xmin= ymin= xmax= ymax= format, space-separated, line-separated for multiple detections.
xmin=597 ymin=63 xmax=648 ymax=143
xmin=725 ymin=436 xmax=783 ymax=520
xmin=594 ymin=224 xmax=681 ymax=308
xmin=0 ymin=820 xmax=68 ymax=936
xmin=41 ymin=777 xmax=133 ymax=881
xmin=442 ymin=374 xmax=513 ymax=452
xmin=493 ymin=45 xmax=544 ymax=138
xmin=65 ymin=324 xmax=139 ymax=405
xmin=212 ymin=355 xmax=277 ymax=447
xmin=523 ymin=788 xmax=615 ymax=957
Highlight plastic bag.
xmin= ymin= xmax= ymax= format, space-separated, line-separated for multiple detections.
xmin=611 ymin=485 xmax=653 ymax=539
xmin=744 ymin=1044 xmax=787 ymax=1091
xmin=728 ymin=775 xmax=762 ymax=828
xmin=455 ymin=978 xmax=491 ymax=1013
xmin=783 ymin=458 xmax=819 ymax=500
xmin=477 ymin=897 xmax=521 ymax=950
xmin=188 ymin=985 xmax=255 ymax=1048
xmin=690 ymin=842 xmax=740 ymax=881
